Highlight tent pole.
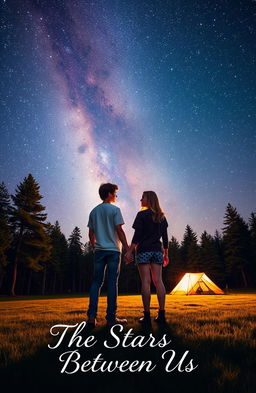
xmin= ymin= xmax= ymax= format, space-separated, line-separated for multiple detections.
xmin=186 ymin=273 xmax=190 ymax=295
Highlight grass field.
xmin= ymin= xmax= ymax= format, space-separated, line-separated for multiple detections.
xmin=0 ymin=293 xmax=256 ymax=393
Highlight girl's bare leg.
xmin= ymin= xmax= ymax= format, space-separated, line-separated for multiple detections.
xmin=137 ymin=264 xmax=151 ymax=312
xmin=150 ymin=263 xmax=166 ymax=310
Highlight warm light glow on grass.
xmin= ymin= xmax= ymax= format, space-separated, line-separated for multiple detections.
xmin=0 ymin=293 xmax=255 ymax=367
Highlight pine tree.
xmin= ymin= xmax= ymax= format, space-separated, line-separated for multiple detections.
xmin=213 ymin=230 xmax=226 ymax=286
xmin=163 ymin=236 xmax=182 ymax=291
xmin=68 ymin=226 xmax=83 ymax=293
xmin=83 ymin=242 xmax=94 ymax=292
xmin=248 ymin=212 xmax=256 ymax=286
xmin=223 ymin=203 xmax=251 ymax=287
xmin=44 ymin=221 xmax=68 ymax=294
xmin=214 ymin=230 xmax=224 ymax=259
xmin=180 ymin=225 xmax=200 ymax=272
xmin=0 ymin=182 xmax=12 ymax=291
xmin=200 ymin=231 xmax=224 ymax=285
xmin=9 ymin=174 xmax=51 ymax=296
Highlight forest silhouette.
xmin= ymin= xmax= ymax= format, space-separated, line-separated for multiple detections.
xmin=0 ymin=174 xmax=255 ymax=296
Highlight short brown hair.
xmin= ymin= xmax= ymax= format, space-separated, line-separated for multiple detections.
xmin=99 ymin=183 xmax=118 ymax=200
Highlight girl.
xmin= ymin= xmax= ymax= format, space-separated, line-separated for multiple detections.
xmin=125 ymin=191 xmax=169 ymax=324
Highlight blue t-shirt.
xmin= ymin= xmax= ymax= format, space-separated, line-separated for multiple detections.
xmin=87 ymin=203 xmax=124 ymax=252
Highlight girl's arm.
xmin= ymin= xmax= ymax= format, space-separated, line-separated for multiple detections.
xmin=163 ymin=248 xmax=169 ymax=267
xmin=162 ymin=225 xmax=169 ymax=267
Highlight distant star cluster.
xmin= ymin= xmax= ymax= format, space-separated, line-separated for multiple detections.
xmin=0 ymin=0 xmax=255 ymax=241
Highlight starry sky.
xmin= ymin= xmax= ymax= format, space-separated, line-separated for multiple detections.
xmin=1 ymin=0 xmax=255 ymax=243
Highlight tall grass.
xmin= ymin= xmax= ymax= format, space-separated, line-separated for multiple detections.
xmin=0 ymin=294 xmax=255 ymax=393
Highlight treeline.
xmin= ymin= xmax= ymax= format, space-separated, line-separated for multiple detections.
xmin=0 ymin=174 xmax=255 ymax=296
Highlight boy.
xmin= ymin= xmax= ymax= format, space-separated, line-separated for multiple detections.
xmin=87 ymin=183 xmax=130 ymax=327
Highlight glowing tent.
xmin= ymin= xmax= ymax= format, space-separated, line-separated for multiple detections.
xmin=170 ymin=272 xmax=224 ymax=295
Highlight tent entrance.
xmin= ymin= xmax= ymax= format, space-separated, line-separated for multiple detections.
xmin=192 ymin=279 xmax=215 ymax=295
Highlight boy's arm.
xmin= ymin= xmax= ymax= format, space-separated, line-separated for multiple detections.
xmin=115 ymin=224 xmax=129 ymax=252
xmin=88 ymin=228 xmax=96 ymax=250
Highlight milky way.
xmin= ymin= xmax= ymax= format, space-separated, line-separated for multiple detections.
xmin=0 ymin=0 xmax=255 ymax=242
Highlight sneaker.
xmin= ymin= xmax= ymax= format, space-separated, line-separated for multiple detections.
xmin=154 ymin=309 xmax=166 ymax=324
xmin=139 ymin=311 xmax=151 ymax=325
xmin=106 ymin=318 xmax=127 ymax=327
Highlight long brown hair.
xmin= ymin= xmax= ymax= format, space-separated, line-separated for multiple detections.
xmin=143 ymin=191 xmax=165 ymax=223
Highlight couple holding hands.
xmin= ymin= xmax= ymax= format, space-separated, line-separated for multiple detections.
xmin=87 ymin=183 xmax=169 ymax=328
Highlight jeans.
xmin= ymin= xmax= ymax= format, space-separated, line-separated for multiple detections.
xmin=87 ymin=250 xmax=121 ymax=321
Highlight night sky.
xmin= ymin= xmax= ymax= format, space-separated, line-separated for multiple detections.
xmin=1 ymin=0 xmax=255 ymax=242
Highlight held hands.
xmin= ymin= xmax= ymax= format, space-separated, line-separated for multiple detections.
xmin=125 ymin=249 xmax=134 ymax=264
xmin=90 ymin=243 xmax=95 ymax=253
